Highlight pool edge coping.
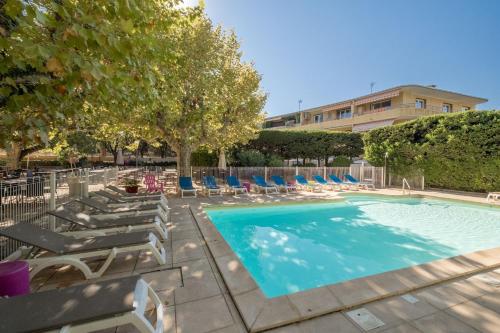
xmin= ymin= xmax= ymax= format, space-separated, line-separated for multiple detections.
xmin=190 ymin=198 xmax=500 ymax=332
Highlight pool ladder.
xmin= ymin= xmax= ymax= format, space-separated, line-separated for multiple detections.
xmin=402 ymin=178 xmax=411 ymax=196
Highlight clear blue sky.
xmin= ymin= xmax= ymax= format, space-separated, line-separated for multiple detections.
xmin=195 ymin=0 xmax=500 ymax=116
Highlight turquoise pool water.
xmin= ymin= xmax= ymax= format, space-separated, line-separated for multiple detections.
xmin=206 ymin=196 xmax=500 ymax=297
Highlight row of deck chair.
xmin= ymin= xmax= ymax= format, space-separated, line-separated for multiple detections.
xmin=178 ymin=174 xmax=374 ymax=197
xmin=0 ymin=186 xmax=171 ymax=332
xmin=178 ymin=175 xmax=249 ymax=197
xmin=297 ymin=174 xmax=375 ymax=191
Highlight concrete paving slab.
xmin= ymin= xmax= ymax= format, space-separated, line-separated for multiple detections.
xmin=176 ymin=295 xmax=234 ymax=333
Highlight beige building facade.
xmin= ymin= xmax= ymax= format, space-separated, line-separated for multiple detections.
xmin=264 ymin=85 xmax=487 ymax=132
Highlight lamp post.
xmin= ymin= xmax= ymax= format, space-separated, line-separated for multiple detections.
xmin=298 ymin=99 xmax=303 ymax=125
xmin=384 ymin=152 xmax=389 ymax=188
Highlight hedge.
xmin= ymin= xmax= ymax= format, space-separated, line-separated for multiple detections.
xmin=363 ymin=110 xmax=500 ymax=192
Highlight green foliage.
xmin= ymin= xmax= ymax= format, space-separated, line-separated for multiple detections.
xmin=191 ymin=147 xmax=218 ymax=166
xmin=328 ymin=156 xmax=351 ymax=167
xmin=236 ymin=150 xmax=266 ymax=166
xmin=245 ymin=130 xmax=363 ymax=163
xmin=266 ymin=154 xmax=284 ymax=167
xmin=363 ymin=111 xmax=500 ymax=192
xmin=146 ymin=13 xmax=266 ymax=175
xmin=1 ymin=1 xmax=265 ymax=173
xmin=50 ymin=130 xmax=97 ymax=165
xmin=1 ymin=0 xmax=180 ymax=148
xmin=123 ymin=178 xmax=139 ymax=187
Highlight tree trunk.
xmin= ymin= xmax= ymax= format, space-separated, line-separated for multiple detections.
xmin=112 ymin=151 xmax=118 ymax=165
xmin=176 ymin=143 xmax=192 ymax=177
xmin=218 ymin=149 xmax=227 ymax=168
xmin=5 ymin=142 xmax=22 ymax=170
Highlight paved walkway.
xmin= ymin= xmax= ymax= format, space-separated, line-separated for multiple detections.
xmin=33 ymin=190 xmax=500 ymax=332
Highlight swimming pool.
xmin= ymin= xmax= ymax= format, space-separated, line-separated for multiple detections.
xmin=206 ymin=195 xmax=500 ymax=297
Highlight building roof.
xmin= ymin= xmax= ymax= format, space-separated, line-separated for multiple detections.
xmin=265 ymin=85 xmax=488 ymax=120
xmin=265 ymin=111 xmax=301 ymax=122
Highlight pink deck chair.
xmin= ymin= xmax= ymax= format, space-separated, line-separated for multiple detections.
xmin=143 ymin=173 xmax=164 ymax=193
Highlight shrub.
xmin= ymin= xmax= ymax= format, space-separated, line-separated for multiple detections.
xmin=19 ymin=160 xmax=65 ymax=167
xmin=363 ymin=110 xmax=500 ymax=192
xmin=236 ymin=150 xmax=266 ymax=166
xmin=123 ymin=178 xmax=139 ymax=187
xmin=327 ymin=156 xmax=351 ymax=167
xmin=266 ymin=154 xmax=284 ymax=167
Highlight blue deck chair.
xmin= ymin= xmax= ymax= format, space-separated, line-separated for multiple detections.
xmin=295 ymin=175 xmax=322 ymax=192
xmin=313 ymin=175 xmax=336 ymax=190
xmin=226 ymin=176 xmax=248 ymax=195
xmin=270 ymin=175 xmax=296 ymax=194
xmin=202 ymin=176 xmax=223 ymax=197
xmin=328 ymin=174 xmax=351 ymax=190
xmin=344 ymin=174 xmax=375 ymax=190
xmin=252 ymin=175 xmax=278 ymax=194
xmin=179 ymin=177 xmax=197 ymax=198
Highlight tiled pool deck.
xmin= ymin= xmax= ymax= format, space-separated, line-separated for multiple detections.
xmin=34 ymin=189 xmax=500 ymax=332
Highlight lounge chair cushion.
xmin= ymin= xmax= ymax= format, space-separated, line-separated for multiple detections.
xmin=64 ymin=231 xmax=151 ymax=253
xmin=0 ymin=223 xmax=67 ymax=254
xmin=270 ymin=175 xmax=285 ymax=186
xmin=0 ymin=275 xmax=140 ymax=333
xmin=179 ymin=177 xmax=195 ymax=190
xmin=252 ymin=175 xmax=274 ymax=187
xmin=295 ymin=175 xmax=309 ymax=185
xmin=94 ymin=190 xmax=156 ymax=203
xmin=0 ymin=223 xmax=151 ymax=255
xmin=77 ymin=197 xmax=158 ymax=213
xmin=49 ymin=207 xmax=156 ymax=229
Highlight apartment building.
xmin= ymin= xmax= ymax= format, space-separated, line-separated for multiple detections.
xmin=264 ymin=85 xmax=487 ymax=132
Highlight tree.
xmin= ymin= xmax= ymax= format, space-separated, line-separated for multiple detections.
xmin=244 ymin=130 xmax=363 ymax=165
xmin=0 ymin=0 xmax=180 ymax=168
xmin=51 ymin=130 xmax=98 ymax=166
xmin=148 ymin=14 xmax=266 ymax=175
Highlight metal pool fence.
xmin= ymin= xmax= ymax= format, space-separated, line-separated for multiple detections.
xmin=0 ymin=167 xmax=122 ymax=260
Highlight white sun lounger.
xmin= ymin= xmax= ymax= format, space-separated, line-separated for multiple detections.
xmin=0 ymin=275 xmax=164 ymax=333
xmin=486 ymin=192 xmax=500 ymax=202
xmin=77 ymin=196 xmax=168 ymax=216
xmin=48 ymin=206 xmax=169 ymax=240
xmin=94 ymin=189 xmax=165 ymax=204
xmin=0 ymin=223 xmax=167 ymax=280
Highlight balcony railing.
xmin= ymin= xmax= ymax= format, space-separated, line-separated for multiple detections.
xmin=298 ymin=104 xmax=447 ymax=130
xmin=357 ymin=103 xmax=444 ymax=116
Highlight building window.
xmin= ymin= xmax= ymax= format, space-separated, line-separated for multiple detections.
xmin=371 ymin=99 xmax=392 ymax=110
xmin=336 ymin=108 xmax=352 ymax=119
xmin=415 ymin=98 xmax=426 ymax=109
xmin=442 ymin=103 xmax=452 ymax=113
xmin=313 ymin=114 xmax=323 ymax=123
xmin=462 ymin=106 xmax=471 ymax=112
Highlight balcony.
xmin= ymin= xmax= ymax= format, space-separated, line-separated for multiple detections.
xmin=298 ymin=103 xmax=445 ymax=131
